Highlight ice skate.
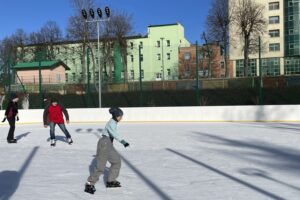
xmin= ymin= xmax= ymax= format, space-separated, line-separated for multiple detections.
xmin=84 ymin=183 xmax=96 ymax=194
xmin=106 ymin=181 xmax=121 ymax=188
xmin=50 ymin=139 xmax=56 ymax=147
xmin=7 ymin=139 xmax=17 ymax=144
xmin=67 ymin=137 xmax=73 ymax=145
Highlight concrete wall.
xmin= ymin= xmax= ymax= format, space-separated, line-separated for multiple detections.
xmin=0 ymin=105 xmax=300 ymax=124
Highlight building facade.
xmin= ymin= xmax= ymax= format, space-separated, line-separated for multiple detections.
xmin=179 ymin=44 xmax=233 ymax=79
xmin=229 ymin=0 xmax=300 ymax=77
xmin=20 ymin=23 xmax=190 ymax=84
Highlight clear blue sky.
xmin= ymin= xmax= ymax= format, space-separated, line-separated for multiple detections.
xmin=0 ymin=0 xmax=212 ymax=43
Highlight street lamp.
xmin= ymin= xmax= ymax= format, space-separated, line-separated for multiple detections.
xmin=81 ymin=6 xmax=111 ymax=108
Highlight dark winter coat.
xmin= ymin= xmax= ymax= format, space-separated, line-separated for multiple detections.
xmin=43 ymin=104 xmax=69 ymax=125
xmin=5 ymin=101 xmax=18 ymax=119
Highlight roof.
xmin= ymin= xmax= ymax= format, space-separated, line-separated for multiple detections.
xmin=13 ymin=60 xmax=70 ymax=70
xmin=148 ymin=23 xmax=181 ymax=28
xmin=25 ymin=35 xmax=147 ymax=47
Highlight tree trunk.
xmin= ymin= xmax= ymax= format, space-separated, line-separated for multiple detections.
xmin=244 ymin=36 xmax=250 ymax=77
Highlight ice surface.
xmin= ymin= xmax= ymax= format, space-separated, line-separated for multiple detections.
xmin=1 ymin=122 xmax=300 ymax=200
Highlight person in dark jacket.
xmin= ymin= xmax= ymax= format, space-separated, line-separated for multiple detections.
xmin=43 ymin=98 xmax=73 ymax=147
xmin=3 ymin=93 xmax=19 ymax=143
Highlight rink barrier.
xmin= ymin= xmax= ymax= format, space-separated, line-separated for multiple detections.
xmin=0 ymin=105 xmax=300 ymax=124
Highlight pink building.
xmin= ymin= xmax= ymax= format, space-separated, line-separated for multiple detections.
xmin=13 ymin=61 xmax=70 ymax=84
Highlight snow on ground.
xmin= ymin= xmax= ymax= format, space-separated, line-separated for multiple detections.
xmin=1 ymin=122 xmax=300 ymax=200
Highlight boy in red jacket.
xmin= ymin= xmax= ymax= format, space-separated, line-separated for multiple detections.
xmin=43 ymin=98 xmax=73 ymax=147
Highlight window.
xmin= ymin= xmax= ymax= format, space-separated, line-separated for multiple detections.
xmin=157 ymin=41 xmax=161 ymax=47
xmin=140 ymin=54 xmax=144 ymax=62
xmin=269 ymin=30 xmax=280 ymax=37
xmin=131 ymin=55 xmax=134 ymax=62
xmin=72 ymin=73 xmax=76 ymax=82
xmin=236 ymin=59 xmax=257 ymax=77
xmin=220 ymin=62 xmax=225 ymax=69
xmin=157 ymin=54 xmax=161 ymax=60
xmin=289 ymin=29 xmax=294 ymax=35
xmin=167 ymin=40 xmax=170 ymax=47
xmin=269 ymin=43 xmax=280 ymax=52
xmin=261 ymin=58 xmax=280 ymax=76
xmin=289 ymin=15 xmax=294 ymax=21
xmin=130 ymin=70 xmax=134 ymax=80
xmin=269 ymin=16 xmax=280 ymax=24
xmin=167 ymin=53 xmax=171 ymax=60
xmin=167 ymin=69 xmax=171 ymax=76
xmin=140 ymin=41 xmax=143 ymax=48
xmin=65 ymin=73 xmax=68 ymax=83
xmin=269 ymin=2 xmax=279 ymax=10
xmin=289 ymin=44 xmax=295 ymax=49
xmin=130 ymin=42 xmax=134 ymax=50
xmin=141 ymin=70 xmax=144 ymax=79
xmin=156 ymin=73 xmax=162 ymax=79
xmin=184 ymin=52 xmax=191 ymax=60
xmin=56 ymin=74 xmax=61 ymax=83
xmin=72 ymin=58 xmax=76 ymax=65
xmin=285 ymin=58 xmax=300 ymax=75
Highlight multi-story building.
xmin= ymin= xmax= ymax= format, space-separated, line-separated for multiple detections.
xmin=20 ymin=23 xmax=190 ymax=84
xmin=179 ymin=43 xmax=233 ymax=79
xmin=229 ymin=0 xmax=300 ymax=77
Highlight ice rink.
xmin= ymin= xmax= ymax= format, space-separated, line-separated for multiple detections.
xmin=0 ymin=122 xmax=300 ymax=200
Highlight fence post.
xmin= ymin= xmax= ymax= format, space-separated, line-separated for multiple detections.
xmin=196 ymin=41 xmax=200 ymax=106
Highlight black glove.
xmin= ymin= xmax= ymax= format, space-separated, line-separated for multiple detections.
xmin=2 ymin=117 xmax=6 ymax=123
xmin=16 ymin=116 xmax=19 ymax=121
xmin=121 ymin=140 xmax=130 ymax=148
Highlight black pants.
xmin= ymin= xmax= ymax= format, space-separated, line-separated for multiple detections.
xmin=7 ymin=117 xmax=16 ymax=140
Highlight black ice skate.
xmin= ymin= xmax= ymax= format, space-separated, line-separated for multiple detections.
xmin=50 ymin=139 xmax=56 ymax=147
xmin=67 ymin=138 xmax=73 ymax=145
xmin=106 ymin=181 xmax=121 ymax=188
xmin=7 ymin=139 xmax=17 ymax=144
xmin=84 ymin=183 xmax=96 ymax=194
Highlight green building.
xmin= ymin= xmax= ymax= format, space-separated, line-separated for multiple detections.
xmin=20 ymin=23 xmax=190 ymax=84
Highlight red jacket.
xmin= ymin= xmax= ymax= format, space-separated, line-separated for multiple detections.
xmin=43 ymin=104 xmax=69 ymax=125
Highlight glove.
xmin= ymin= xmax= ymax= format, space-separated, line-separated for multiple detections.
xmin=16 ymin=116 xmax=19 ymax=121
xmin=2 ymin=117 xmax=6 ymax=123
xmin=120 ymin=140 xmax=130 ymax=148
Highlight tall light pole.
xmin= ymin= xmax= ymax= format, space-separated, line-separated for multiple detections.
xmin=82 ymin=7 xmax=111 ymax=108
xmin=160 ymin=37 xmax=165 ymax=89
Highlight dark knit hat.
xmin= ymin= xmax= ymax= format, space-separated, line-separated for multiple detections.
xmin=10 ymin=93 xmax=18 ymax=100
xmin=51 ymin=98 xmax=58 ymax=103
xmin=109 ymin=107 xmax=123 ymax=118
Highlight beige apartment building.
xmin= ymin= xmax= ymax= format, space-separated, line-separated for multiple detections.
xmin=229 ymin=0 xmax=300 ymax=77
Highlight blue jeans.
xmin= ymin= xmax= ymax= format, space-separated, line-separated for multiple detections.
xmin=49 ymin=122 xmax=71 ymax=140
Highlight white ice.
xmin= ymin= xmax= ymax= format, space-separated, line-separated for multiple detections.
xmin=0 ymin=122 xmax=300 ymax=200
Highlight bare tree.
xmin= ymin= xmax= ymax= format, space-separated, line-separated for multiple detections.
xmin=201 ymin=32 xmax=218 ymax=78
xmin=66 ymin=0 xmax=97 ymax=84
xmin=28 ymin=21 xmax=62 ymax=61
xmin=232 ymin=0 xmax=266 ymax=77
xmin=40 ymin=21 xmax=63 ymax=60
xmin=11 ymin=29 xmax=28 ymax=62
xmin=103 ymin=11 xmax=133 ymax=83
xmin=206 ymin=0 xmax=233 ymax=78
